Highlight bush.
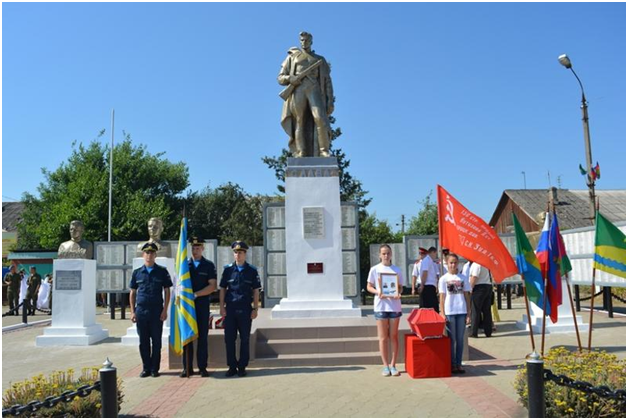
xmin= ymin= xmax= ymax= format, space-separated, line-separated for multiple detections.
xmin=3 ymin=367 xmax=124 ymax=418
xmin=514 ymin=347 xmax=626 ymax=418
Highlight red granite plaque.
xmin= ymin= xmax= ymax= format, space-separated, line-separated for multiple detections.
xmin=307 ymin=263 xmax=324 ymax=274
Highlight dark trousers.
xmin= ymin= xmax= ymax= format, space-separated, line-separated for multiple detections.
xmin=420 ymin=285 xmax=439 ymax=313
xmin=471 ymin=284 xmax=493 ymax=337
xmin=26 ymin=289 xmax=38 ymax=314
xmin=7 ymin=289 xmax=19 ymax=311
xmin=136 ymin=307 xmax=164 ymax=373
xmin=224 ymin=307 xmax=252 ymax=369
xmin=182 ymin=303 xmax=210 ymax=371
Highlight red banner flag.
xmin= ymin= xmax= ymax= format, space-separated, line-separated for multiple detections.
xmin=437 ymin=185 xmax=518 ymax=283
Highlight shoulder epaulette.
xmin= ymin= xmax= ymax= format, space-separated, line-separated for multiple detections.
xmin=224 ymin=263 xmax=233 ymax=268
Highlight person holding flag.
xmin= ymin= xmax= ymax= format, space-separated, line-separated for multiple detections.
xmin=130 ymin=242 xmax=173 ymax=378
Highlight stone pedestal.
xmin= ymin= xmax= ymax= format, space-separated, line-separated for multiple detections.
xmin=516 ymin=279 xmax=587 ymax=333
xmin=36 ymin=259 xmax=109 ymax=346
xmin=121 ymin=257 xmax=174 ymax=345
xmin=271 ymin=158 xmax=361 ymax=319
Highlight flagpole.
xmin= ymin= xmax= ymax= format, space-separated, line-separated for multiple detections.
xmin=540 ymin=275 xmax=548 ymax=356
xmin=587 ymin=268 xmax=596 ymax=351
xmin=520 ymin=275 xmax=536 ymax=351
xmin=564 ymin=274 xmax=582 ymax=351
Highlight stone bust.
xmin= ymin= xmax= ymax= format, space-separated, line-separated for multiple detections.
xmin=136 ymin=217 xmax=171 ymax=258
xmin=57 ymin=220 xmax=94 ymax=259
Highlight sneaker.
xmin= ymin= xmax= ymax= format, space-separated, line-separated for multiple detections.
xmin=381 ymin=366 xmax=391 ymax=376
xmin=390 ymin=366 xmax=400 ymax=376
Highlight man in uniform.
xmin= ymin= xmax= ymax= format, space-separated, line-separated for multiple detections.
xmin=219 ymin=241 xmax=262 ymax=378
xmin=26 ymin=266 xmax=42 ymax=316
xmin=418 ymin=247 xmax=440 ymax=312
xmin=180 ymin=237 xmax=217 ymax=378
xmin=3 ymin=265 xmax=21 ymax=314
xmin=411 ymin=247 xmax=428 ymax=296
xmin=129 ymin=242 xmax=172 ymax=378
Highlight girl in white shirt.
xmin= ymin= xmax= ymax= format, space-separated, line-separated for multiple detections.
xmin=366 ymin=244 xmax=403 ymax=377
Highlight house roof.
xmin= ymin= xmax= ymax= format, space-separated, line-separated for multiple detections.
xmin=2 ymin=202 xmax=25 ymax=232
xmin=490 ymin=189 xmax=626 ymax=231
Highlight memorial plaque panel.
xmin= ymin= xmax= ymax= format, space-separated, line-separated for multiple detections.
xmin=267 ymin=253 xmax=287 ymax=275
xmin=343 ymin=274 xmax=357 ymax=296
xmin=203 ymin=242 xmax=216 ymax=262
xmin=217 ymin=246 xmax=232 ymax=270
xmin=266 ymin=206 xmax=286 ymax=228
xmin=303 ymin=207 xmax=325 ymax=239
xmin=250 ymin=246 xmax=265 ymax=270
xmin=97 ymin=270 xmax=124 ymax=292
xmin=341 ymin=228 xmax=356 ymax=250
xmin=342 ymin=252 xmax=357 ymax=273
xmin=267 ymin=276 xmax=287 ymax=298
xmin=97 ymin=244 xmax=125 ymax=265
xmin=55 ymin=270 xmax=82 ymax=291
xmin=126 ymin=245 xmax=137 ymax=264
xmin=266 ymin=229 xmax=286 ymax=251
xmin=341 ymin=205 xmax=356 ymax=227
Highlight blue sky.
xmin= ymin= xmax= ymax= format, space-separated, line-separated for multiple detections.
xmin=2 ymin=2 xmax=626 ymax=228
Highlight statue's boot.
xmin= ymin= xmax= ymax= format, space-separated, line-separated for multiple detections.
xmin=317 ymin=126 xmax=331 ymax=157
xmin=294 ymin=128 xmax=307 ymax=157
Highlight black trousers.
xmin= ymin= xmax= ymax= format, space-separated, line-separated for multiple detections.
xmin=420 ymin=285 xmax=439 ymax=313
xmin=224 ymin=307 xmax=252 ymax=369
xmin=471 ymin=284 xmax=493 ymax=337
xmin=136 ymin=307 xmax=164 ymax=373
xmin=182 ymin=303 xmax=210 ymax=371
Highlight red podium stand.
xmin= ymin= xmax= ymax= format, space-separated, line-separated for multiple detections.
xmin=405 ymin=334 xmax=451 ymax=378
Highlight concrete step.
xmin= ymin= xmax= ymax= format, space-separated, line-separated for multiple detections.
xmin=252 ymin=351 xmax=383 ymax=367
xmin=256 ymin=336 xmax=379 ymax=357
xmin=256 ymin=325 xmax=380 ymax=340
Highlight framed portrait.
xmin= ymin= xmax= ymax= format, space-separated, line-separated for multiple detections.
xmin=378 ymin=273 xmax=399 ymax=298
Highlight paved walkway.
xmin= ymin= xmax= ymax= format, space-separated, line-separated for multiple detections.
xmin=2 ymin=301 xmax=625 ymax=417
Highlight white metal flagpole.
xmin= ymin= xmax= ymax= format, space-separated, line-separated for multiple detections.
xmin=108 ymin=109 xmax=114 ymax=242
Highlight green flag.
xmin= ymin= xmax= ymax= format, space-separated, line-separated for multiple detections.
xmin=593 ymin=212 xmax=626 ymax=278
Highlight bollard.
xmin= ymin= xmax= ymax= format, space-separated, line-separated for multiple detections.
xmin=22 ymin=299 xmax=28 ymax=324
xmin=574 ymin=285 xmax=581 ymax=312
xmin=361 ymin=289 xmax=366 ymax=305
xmin=526 ymin=351 xmax=545 ymax=418
xmin=109 ymin=293 xmax=116 ymax=320
xmin=100 ymin=357 xmax=118 ymax=418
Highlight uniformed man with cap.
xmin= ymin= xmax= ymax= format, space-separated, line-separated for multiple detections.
xmin=3 ymin=265 xmax=21 ymax=314
xmin=411 ymin=247 xmax=429 ymax=296
xmin=180 ymin=236 xmax=217 ymax=378
xmin=219 ymin=241 xmax=261 ymax=377
xmin=129 ymin=242 xmax=173 ymax=378
xmin=26 ymin=266 xmax=42 ymax=316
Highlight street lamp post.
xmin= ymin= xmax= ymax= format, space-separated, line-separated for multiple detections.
xmin=558 ymin=54 xmax=596 ymax=222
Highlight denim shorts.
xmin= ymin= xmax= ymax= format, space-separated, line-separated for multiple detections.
xmin=374 ymin=311 xmax=402 ymax=320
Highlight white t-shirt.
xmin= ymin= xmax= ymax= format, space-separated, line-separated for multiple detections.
xmin=411 ymin=258 xmax=424 ymax=285
xmin=420 ymin=257 xmax=439 ymax=287
xmin=461 ymin=262 xmax=472 ymax=278
xmin=469 ymin=263 xmax=491 ymax=285
xmin=438 ymin=273 xmax=471 ymax=315
xmin=368 ymin=263 xmax=403 ymax=313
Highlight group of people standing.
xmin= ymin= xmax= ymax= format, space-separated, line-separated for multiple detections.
xmin=367 ymin=244 xmax=495 ymax=376
xmin=3 ymin=265 xmax=52 ymax=315
xmin=129 ymin=238 xmax=261 ymax=378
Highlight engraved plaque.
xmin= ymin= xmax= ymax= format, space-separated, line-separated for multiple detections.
xmin=342 ymin=228 xmax=356 ymax=250
xmin=203 ymin=242 xmax=216 ymax=262
xmin=250 ymin=246 xmax=264 ymax=270
xmin=341 ymin=205 xmax=356 ymax=227
xmin=266 ymin=206 xmax=286 ymax=228
xmin=217 ymin=246 xmax=232 ymax=272
xmin=369 ymin=244 xmax=381 ymax=267
xmin=307 ymin=263 xmax=324 ymax=274
xmin=266 ymin=229 xmax=286 ymax=251
xmin=169 ymin=242 xmax=179 ymax=258
xmin=97 ymin=244 xmax=124 ymax=265
xmin=55 ymin=270 xmax=82 ymax=290
xmin=267 ymin=276 xmax=287 ymax=298
xmin=267 ymin=253 xmax=287 ymax=275
xmin=303 ymin=207 xmax=325 ymax=239
xmin=343 ymin=274 xmax=358 ymax=296
xmin=391 ymin=243 xmax=406 ymax=268
xmin=126 ymin=244 xmax=137 ymax=265
xmin=97 ymin=270 xmax=124 ymax=292
xmin=342 ymin=251 xmax=357 ymax=273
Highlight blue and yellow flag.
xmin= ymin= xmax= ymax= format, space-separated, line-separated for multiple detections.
xmin=513 ymin=214 xmax=549 ymax=314
xmin=169 ymin=217 xmax=198 ymax=355
xmin=593 ymin=212 xmax=626 ymax=278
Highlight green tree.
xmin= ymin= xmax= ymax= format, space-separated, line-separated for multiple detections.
xmin=18 ymin=132 xmax=189 ymax=249
xmin=406 ymin=191 xmax=439 ymax=236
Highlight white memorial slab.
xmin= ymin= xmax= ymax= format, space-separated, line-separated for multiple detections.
xmin=121 ymin=257 xmax=175 ymax=345
xmin=271 ymin=157 xmax=361 ymax=319
xmin=36 ymin=259 xmax=109 ymax=346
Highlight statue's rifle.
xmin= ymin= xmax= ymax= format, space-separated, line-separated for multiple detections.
xmin=279 ymin=59 xmax=322 ymax=101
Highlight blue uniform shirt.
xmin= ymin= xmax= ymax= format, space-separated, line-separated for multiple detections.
xmin=220 ymin=262 xmax=262 ymax=309
xmin=129 ymin=264 xmax=173 ymax=309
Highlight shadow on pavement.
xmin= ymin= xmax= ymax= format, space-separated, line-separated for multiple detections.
xmin=211 ymin=366 xmax=366 ymax=379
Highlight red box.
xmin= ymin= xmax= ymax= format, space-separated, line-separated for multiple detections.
xmin=407 ymin=308 xmax=445 ymax=339
xmin=405 ymin=334 xmax=451 ymax=378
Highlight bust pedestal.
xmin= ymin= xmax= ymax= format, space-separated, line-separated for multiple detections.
xmin=36 ymin=259 xmax=109 ymax=346
xmin=271 ymin=158 xmax=361 ymax=319
xmin=121 ymin=257 xmax=174 ymax=345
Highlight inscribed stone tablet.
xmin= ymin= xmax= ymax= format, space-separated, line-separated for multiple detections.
xmin=217 ymin=247 xmax=232 ymax=270
xmin=55 ymin=270 xmax=82 ymax=290
xmin=369 ymin=244 xmax=381 ymax=267
xmin=126 ymin=245 xmax=137 ymax=265
xmin=267 ymin=276 xmax=287 ymax=298
xmin=341 ymin=205 xmax=356 ymax=227
xmin=342 ymin=252 xmax=357 ymax=273
xmin=266 ymin=229 xmax=286 ymax=251
xmin=97 ymin=270 xmax=124 ymax=292
xmin=202 ymin=242 xmax=216 ymax=262
xmin=97 ymin=244 xmax=125 ymax=265
xmin=249 ymin=246 xmax=265 ymax=270
xmin=303 ymin=207 xmax=325 ymax=239
xmin=267 ymin=253 xmax=287 ymax=275
xmin=343 ymin=274 xmax=357 ymax=296
xmin=266 ymin=206 xmax=286 ymax=228
xmin=342 ymin=228 xmax=356 ymax=250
